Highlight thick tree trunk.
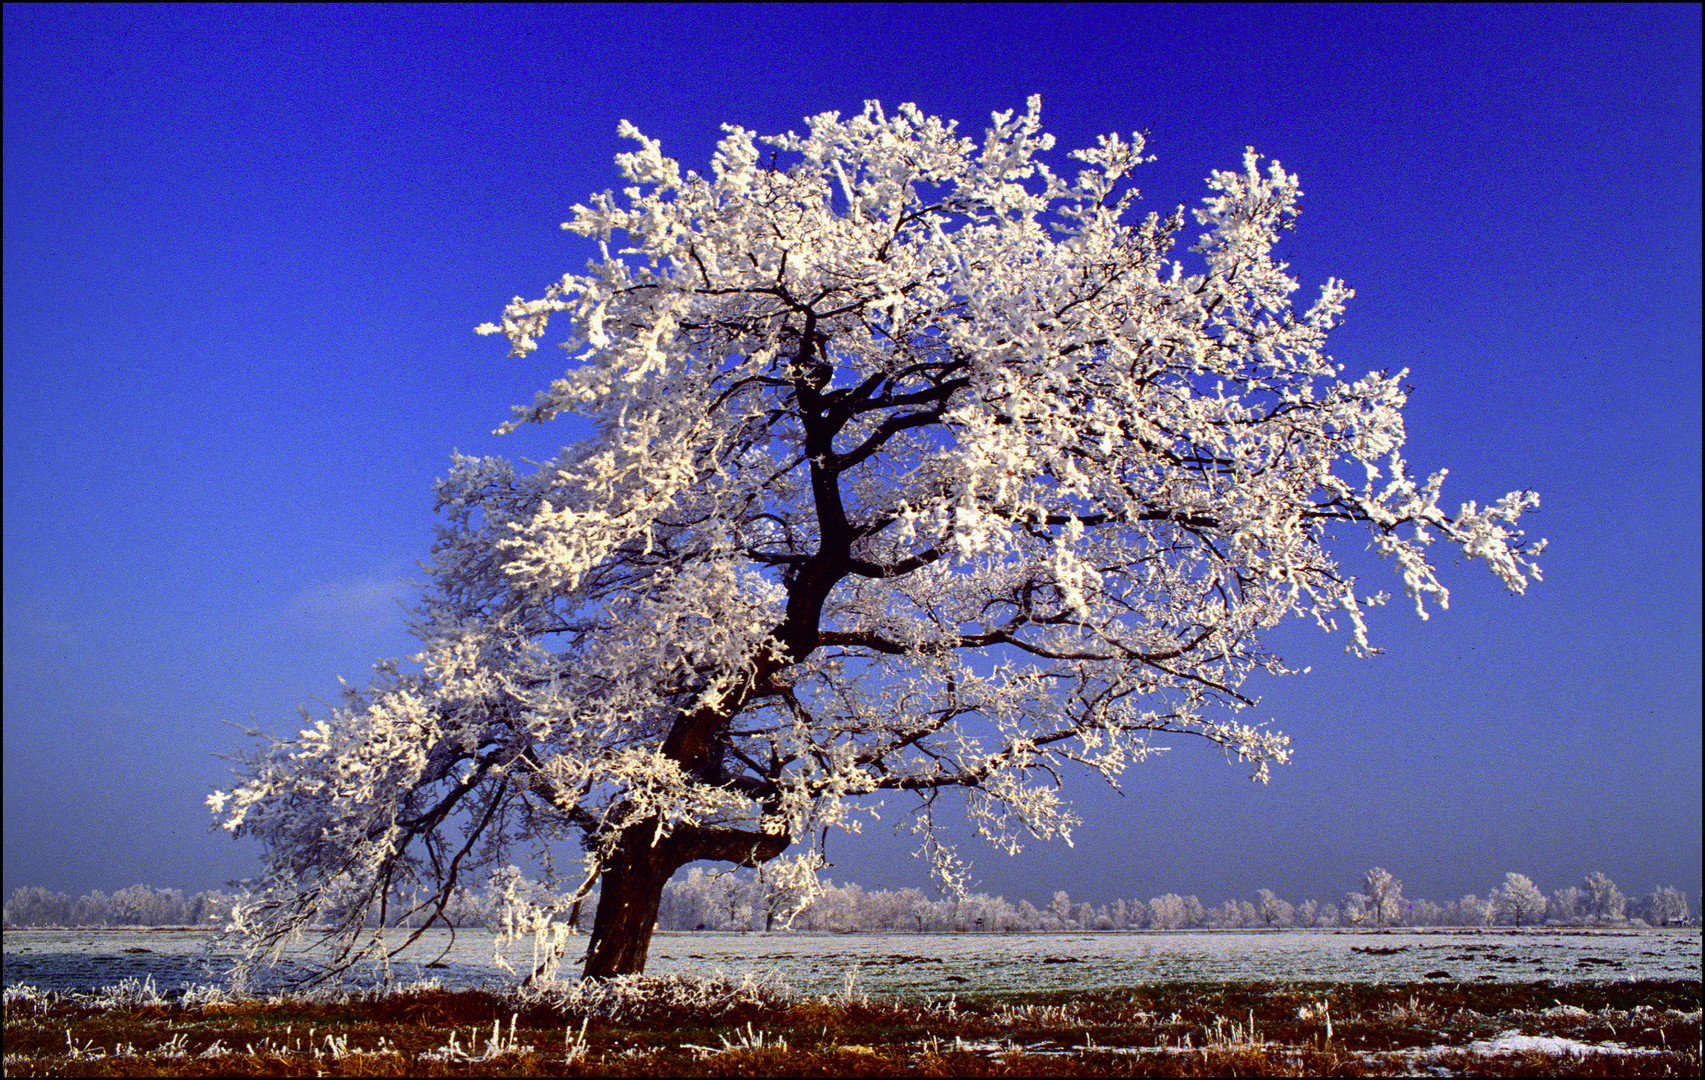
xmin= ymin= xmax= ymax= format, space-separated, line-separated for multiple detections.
xmin=582 ymin=826 xmax=684 ymax=980
xmin=579 ymin=821 xmax=792 ymax=980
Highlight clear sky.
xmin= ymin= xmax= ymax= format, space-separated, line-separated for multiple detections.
xmin=5 ymin=4 xmax=1699 ymax=914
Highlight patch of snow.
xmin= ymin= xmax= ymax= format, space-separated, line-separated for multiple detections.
xmin=1461 ymin=1029 xmax=1666 ymax=1057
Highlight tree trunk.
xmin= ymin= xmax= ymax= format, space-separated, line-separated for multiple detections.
xmin=582 ymin=825 xmax=684 ymax=980
xmin=579 ymin=821 xmax=792 ymax=980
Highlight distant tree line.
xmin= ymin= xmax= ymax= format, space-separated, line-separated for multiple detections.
xmin=2 ymin=885 xmax=250 ymax=929
xmin=4 ymin=868 xmax=1693 ymax=931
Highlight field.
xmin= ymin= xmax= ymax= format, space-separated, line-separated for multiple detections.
xmin=4 ymin=974 xmax=1700 ymax=1076
xmin=4 ymin=929 xmax=1700 ymax=1075
xmin=6 ymin=926 xmax=1700 ymax=996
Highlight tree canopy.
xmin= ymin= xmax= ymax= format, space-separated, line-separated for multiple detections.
xmin=211 ymin=97 xmax=1543 ymax=983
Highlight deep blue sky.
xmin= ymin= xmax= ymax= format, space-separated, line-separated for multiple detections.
xmin=6 ymin=4 xmax=1699 ymax=914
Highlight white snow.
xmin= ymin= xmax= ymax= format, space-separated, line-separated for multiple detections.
xmin=1459 ymin=1029 xmax=1666 ymax=1057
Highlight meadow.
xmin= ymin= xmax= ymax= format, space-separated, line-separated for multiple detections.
xmin=5 ymin=926 xmax=1699 ymax=996
xmin=4 ymin=928 xmax=1699 ymax=1075
xmin=3 ymin=971 xmax=1699 ymax=1076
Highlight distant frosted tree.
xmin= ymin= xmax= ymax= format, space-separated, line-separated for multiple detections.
xmin=977 ymin=891 xmax=1018 ymax=932
xmin=1256 ymin=888 xmax=1295 ymax=928
xmin=1342 ymin=891 xmax=1371 ymax=927
xmin=1255 ymin=888 xmax=1280 ymax=926
xmin=186 ymin=889 xmax=246 ymax=928
xmin=1206 ymin=898 xmax=1242 ymax=928
xmin=1048 ymin=890 xmax=1075 ymax=931
xmin=211 ymin=95 xmax=1544 ymax=984
xmin=1148 ymin=893 xmax=1187 ymax=930
xmin=1451 ymin=893 xmax=1484 ymax=927
xmin=1402 ymin=898 xmax=1436 ymax=926
xmin=71 ymin=890 xmax=111 ymax=927
xmin=1110 ymin=897 xmax=1130 ymax=929
xmin=1130 ymin=898 xmax=1151 ymax=930
xmin=4 ymin=887 xmax=72 ymax=928
xmin=1362 ymin=867 xmax=1404 ymax=928
xmin=1581 ymin=872 xmax=1626 ymax=924
xmin=886 ymin=886 xmax=924 ymax=931
xmin=1077 ymin=901 xmax=1099 ymax=930
xmin=1549 ymin=886 xmax=1582 ymax=925
xmin=1295 ymin=898 xmax=1319 ymax=927
xmin=107 ymin=885 xmax=151 ymax=926
xmin=1182 ymin=895 xmax=1206 ymax=929
xmin=1491 ymin=873 xmax=1547 ymax=927
xmin=1644 ymin=886 xmax=1691 ymax=927
xmin=1016 ymin=898 xmax=1043 ymax=931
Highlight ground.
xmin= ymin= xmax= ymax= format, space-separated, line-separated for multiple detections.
xmin=3 ymin=976 xmax=1699 ymax=1076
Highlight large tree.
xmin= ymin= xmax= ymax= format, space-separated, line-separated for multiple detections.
xmin=211 ymin=97 xmax=1543 ymax=984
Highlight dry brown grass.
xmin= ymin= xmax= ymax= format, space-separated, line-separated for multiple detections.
xmin=5 ymin=977 xmax=1698 ymax=1076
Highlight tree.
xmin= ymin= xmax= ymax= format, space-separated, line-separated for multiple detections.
xmin=71 ymin=890 xmax=110 ymax=928
xmin=210 ymin=97 xmax=1544 ymax=985
xmin=1581 ymin=871 xmax=1626 ymax=924
xmin=4 ymin=887 xmax=71 ymax=928
xmin=1363 ymin=867 xmax=1404 ymax=928
xmin=1256 ymin=888 xmax=1294 ymax=928
xmin=1111 ymin=897 xmax=1130 ymax=929
xmin=1148 ymin=893 xmax=1188 ymax=930
xmin=1643 ymin=886 xmax=1691 ymax=927
xmin=1342 ymin=891 xmax=1371 ymax=927
xmin=1048 ymin=890 xmax=1075 ymax=931
xmin=1454 ymin=894 xmax=1488 ymax=927
xmin=1491 ymin=872 xmax=1547 ymax=928
xmin=1410 ymin=898 xmax=1444 ymax=926
xmin=1077 ymin=901 xmax=1101 ymax=931
xmin=1181 ymin=895 xmax=1207 ymax=929
xmin=1295 ymin=898 xmax=1318 ymax=928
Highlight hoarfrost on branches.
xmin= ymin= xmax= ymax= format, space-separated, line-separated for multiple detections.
xmin=212 ymin=96 xmax=1543 ymax=982
xmin=1492 ymin=872 xmax=1549 ymax=928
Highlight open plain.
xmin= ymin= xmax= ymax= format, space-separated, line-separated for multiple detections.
xmin=4 ymin=928 xmax=1699 ymax=1075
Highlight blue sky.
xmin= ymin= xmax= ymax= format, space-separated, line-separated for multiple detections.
xmin=5 ymin=3 xmax=1699 ymax=914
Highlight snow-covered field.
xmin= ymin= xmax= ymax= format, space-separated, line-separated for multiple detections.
xmin=4 ymin=927 xmax=1698 ymax=997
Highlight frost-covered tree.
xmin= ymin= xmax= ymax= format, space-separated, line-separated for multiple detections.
xmin=1294 ymin=898 xmax=1318 ymax=928
xmin=1454 ymin=893 xmax=1489 ymax=927
xmin=1491 ymin=872 xmax=1547 ymax=928
xmin=1342 ymin=891 xmax=1371 ymax=927
xmin=210 ymin=97 xmax=1544 ymax=983
xmin=71 ymin=890 xmax=111 ymax=928
xmin=1047 ymin=890 xmax=1076 ymax=931
xmin=1256 ymin=888 xmax=1295 ymax=928
xmin=1148 ymin=893 xmax=1188 ymax=930
xmin=1182 ymin=895 xmax=1207 ymax=929
xmin=1581 ymin=871 xmax=1626 ymax=924
xmin=1643 ymin=886 xmax=1691 ymax=927
xmin=1410 ymin=898 xmax=1444 ymax=926
xmin=1363 ymin=867 xmax=1403 ymax=928
xmin=1077 ymin=901 xmax=1100 ymax=930
xmin=1204 ymin=898 xmax=1237 ymax=928
xmin=3 ymin=887 xmax=72 ymax=928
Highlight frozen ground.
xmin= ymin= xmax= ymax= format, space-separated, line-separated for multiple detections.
xmin=3 ymin=926 xmax=1698 ymax=997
